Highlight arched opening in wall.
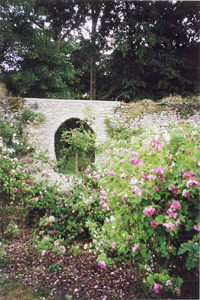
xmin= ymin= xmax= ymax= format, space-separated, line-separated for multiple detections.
xmin=55 ymin=118 xmax=95 ymax=175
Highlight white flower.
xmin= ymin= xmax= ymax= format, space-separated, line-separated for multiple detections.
xmin=130 ymin=177 xmax=138 ymax=185
xmin=49 ymin=215 xmax=55 ymax=222
xmin=58 ymin=246 xmax=66 ymax=253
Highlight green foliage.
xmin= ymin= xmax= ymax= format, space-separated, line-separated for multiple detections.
xmin=3 ymin=221 xmax=20 ymax=238
xmin=177 ymin=236 xmax=199 ymax=270
xmin=1 ymin=1 xmax=199 ymax=100
xmin=16 ymin=107 xmax=46 ymax=124
xmin=48 ymin=263 xmax=61 ymax=273
xmin=0 ymin=119 xmax=14 ymax=145
xmin=57 ymin=113 xmax=96 ymax=174
xmin=104 ymin=116 xmax=143 ymax=141
xmin=0 ymin=241 xmax=8 ymax=267
xmin=68 ymin=243 xmax=83 ymax=257
xmin=93 ymin=120 xmax=200 ymax=299
xmin=96 ymin=1 xmax=200 ymax=101
xmin=34 ymin=170 xmax=111 ymax=243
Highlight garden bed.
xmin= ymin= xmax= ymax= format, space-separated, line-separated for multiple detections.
xmin=1 ymin=225 xmax=199 ymax=300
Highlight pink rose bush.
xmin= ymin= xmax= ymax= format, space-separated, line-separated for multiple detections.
xmin=95 ymin=122 xmax=199 ymax=299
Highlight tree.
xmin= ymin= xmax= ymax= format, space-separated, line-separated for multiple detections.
xmin=0 ymin=0 xmax=87 ymax=98
xmin=1 ymin=1 xmax=199 ymax=101
xmin=97 ymin=1 xmax=200 ymax=101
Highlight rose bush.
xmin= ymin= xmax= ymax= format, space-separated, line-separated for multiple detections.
xmin=92 ymin=120 xmax=200 ymax=299
xmin=0 ymin=120 xmax=110 ymax=244
xmin=35 ymin=169 xmax=111 ymax=243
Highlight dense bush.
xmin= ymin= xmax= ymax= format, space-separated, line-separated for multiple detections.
xmin=91 ymin=120 xmax=200 ymax=299
xmin=1 ymin=110 xmax=199 ymax=299
xmin=34 ymin=170 xmax=111 ymax=243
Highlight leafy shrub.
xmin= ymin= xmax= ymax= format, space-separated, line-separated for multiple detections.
xmin=58 ymin=118 xmax=96 ymax=174
xmin=0 ymin=119 xmax=14 ymax=145
xmin=93 ymin=120 xmax=200 ymax=299
xmin=34 ymin=170 xmax=111 ymax=243
xmin=104 ymin=115 xmax=143 ymax=141
xmin=15 ymin=107 xmax=46 ymax=124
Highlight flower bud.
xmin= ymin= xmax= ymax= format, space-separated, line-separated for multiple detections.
xmin=168 ymin=247 xmax=173 ymax=253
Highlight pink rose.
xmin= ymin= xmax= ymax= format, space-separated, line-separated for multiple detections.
xmin=166 ymin=280 xmax=172 ymax=286
xmin=131 ymin=185 xmax=142 ymax=196
xmin=152 ymin=139 xmax=163 ymax=150
xmin=65 ymin=174 xmax=69 ymax=178
xmin=130 ymin=158 xmax=143 ymax=166
xmin=26 ymin=158 xmax=31 ymax=162
xmin=193 ymin=224 xmax=200 ymax=231
xmin=150 ymin=219 xmax=157 ymax=228
xmin=182 ymin=189 xmax=190 ymax=197
xmin=143 ymin=206 xmax=155 ymax=217
xmin=170 ymin=200 xmax=181 ymax=211
xmin=120 ymin=173 xmax=126 ymax=180
xmin=132 ymin=244 xmax=139 ymax=252
xmin=153 ymin=283 xmax=162 ymax=294
xmin=67 ymin=192 xmax=72 ymax=197
xmin=163 ymin=222 xmax=175 ymax=231
xmin=153 ymin=185 xmax=160 ymax=192
xmin=168 ymin=247 xmax=173 ymax=253
xmin=102 ymin=204 xmax=110 ymax=210
xmin=34 ymin=197 xmax=39 ymax=202
xmin=26 ymin=179 xmax=31 ymax=183
xmin=50 ymin=230 xmax=57 ymax=235
xmin=12 ymin=187 xmax=19 ymax=193
xmin=147 ymin=175 xmax=155 ymax=181
xmin=129 ymin=151 xmax=138 ymax=157
xmin=109 ymin=170 xmax=115 ymax=177
xmin=111 ymin=241 xmax=116 ymax=250
xmin=98 ymin=261 xmax=106 ymax=269
xmin=93 ymin=174 xmax=100 ymax=181
xmin=166 ymin=208 xmax=177 ymax=219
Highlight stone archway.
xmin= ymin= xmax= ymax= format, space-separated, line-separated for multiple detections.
xmin=24 ymin=98 xmax=120 ymax=161
xmin=54 ymin=117 xmax=95 ymax=174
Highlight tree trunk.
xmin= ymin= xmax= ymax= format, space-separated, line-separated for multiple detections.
xmin=90 ymin=2 xmax=101 ymax=100
xmin=90 ymin=56 xmax=96 ymax=100
xmin=75 ymin=153 xmax=78 ymax=175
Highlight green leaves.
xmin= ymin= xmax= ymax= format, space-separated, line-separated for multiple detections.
xmin=94 ymin=121 xmax=200 ymax=298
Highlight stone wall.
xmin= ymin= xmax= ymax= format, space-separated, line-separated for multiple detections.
xmin=0 ymin=98 xmax=120 ymax=160
xmin=1 ymin=98 xmax=200 ymax=163
xmin=114 ymin=101 xmax=200 ymax=131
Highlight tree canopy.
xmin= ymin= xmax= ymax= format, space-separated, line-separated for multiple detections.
xmin=0 ymin=0 xmax=199 ymax=101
